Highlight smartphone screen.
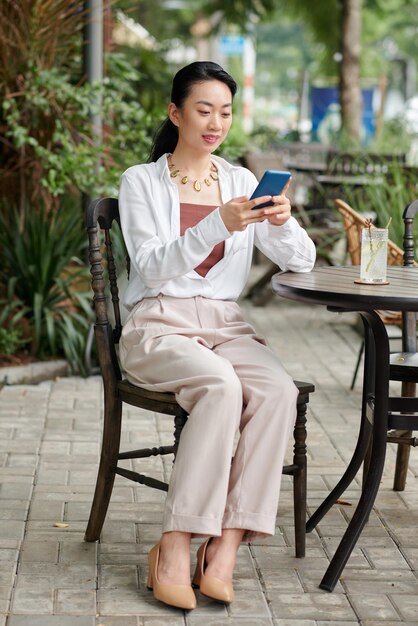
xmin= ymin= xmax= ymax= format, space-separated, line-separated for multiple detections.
xmin=250 ymin=170 xmax=292 ymax=209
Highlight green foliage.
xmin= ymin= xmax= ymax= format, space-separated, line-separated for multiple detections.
xmin=0 ymin=328 xmax=27 ymax=357
xmin=369 ymin=118 xmax=414 ymax=156
xmin=0 ymin=2 xmax=158 ymax=212
xmin=202 ymin=0 xmax=276 ymax=30
xmin=344 ymin=161 xmax=418 ymax=250
xmin=0 ymin=278 xmax=31 ymax=357
xmin=1 ymin=55 xmax=155 ymax=205
xmin=0 ymin=204 xmax=94 ymax=373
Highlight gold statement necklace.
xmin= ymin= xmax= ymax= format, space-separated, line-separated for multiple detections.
xmin=168 ymin=156 xmax=218 ymax=192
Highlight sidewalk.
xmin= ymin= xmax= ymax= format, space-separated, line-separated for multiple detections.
xmin=0 ymin=295 xmax=417 ymax=626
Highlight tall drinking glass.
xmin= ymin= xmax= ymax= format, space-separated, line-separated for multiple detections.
xmin=359 ymin=227 xmax=388 ymax=284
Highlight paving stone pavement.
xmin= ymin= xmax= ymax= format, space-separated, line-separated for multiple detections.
xmin=0 ymin=294 xmax=417 ymax=626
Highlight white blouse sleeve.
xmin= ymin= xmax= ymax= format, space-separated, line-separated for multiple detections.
xmin=254 ymin=217 xmax=316 ymax=273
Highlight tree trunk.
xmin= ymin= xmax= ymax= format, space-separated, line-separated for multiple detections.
xmin=340 ymin=0 xmax=362 ymax=144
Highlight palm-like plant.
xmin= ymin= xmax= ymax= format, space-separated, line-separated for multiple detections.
xmin=0 ymin=203 xmax=93 ymax=373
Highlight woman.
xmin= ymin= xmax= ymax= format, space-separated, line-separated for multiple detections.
xmin=119 ymin=61 xmax=316 ymax=610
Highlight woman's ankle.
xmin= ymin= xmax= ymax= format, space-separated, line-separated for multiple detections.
xmin=160 ymin=531 xmax=192 ymax=552
xmin=205 ymin=530 xmax=245 ymax=580
xmin=157 ymin=532 xmax=192 ymax=585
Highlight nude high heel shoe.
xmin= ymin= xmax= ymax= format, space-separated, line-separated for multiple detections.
xmin=147 ymin=544 xmax=196 ymax=610
xmin=192 ymin=538 xmax=235 ymax=604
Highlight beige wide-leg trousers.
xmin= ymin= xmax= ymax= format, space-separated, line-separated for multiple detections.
xmin=119 ymin=295 xmax=298 ymax=541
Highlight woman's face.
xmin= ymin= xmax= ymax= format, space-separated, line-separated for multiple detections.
xmin=168 ymin=79 xmax=233 ymax=155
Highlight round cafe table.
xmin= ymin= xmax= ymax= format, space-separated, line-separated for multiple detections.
xmin=271 ymin=265 xmax=418 ymax=591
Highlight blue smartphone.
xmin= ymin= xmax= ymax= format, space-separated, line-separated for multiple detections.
xmin=250 ymin=170 xmax=292 ymax=209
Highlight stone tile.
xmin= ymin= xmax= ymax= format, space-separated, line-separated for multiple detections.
xmin=188 ymin=618 xmax=273 ymax=625
xmin=259 ymin=569 xmax=304 ymax=593
xmin=273 ymin=621 xmax=316 ymax=626
xmin=40 ymin=442 xmax=71 ymax=455
xmin=8 ymin=617 xmax=94 ymax=625
xmin=315 ymin=623 xmax=359 ymax=626
xmin=17 ymin=563 xmax=96 ymax=588
xmin=0 ymin=483 xmax=32 ymax=499
xmin=98 ymin=588 xmax=180 ymax=616
xmin=364 ymin=546 xmax=411 ymax=570
xmin=136 ymin=616 xmax=185 ymax=626
xmin=0 ymin=585 xmax=11 ymax=613
xmin=59 ymin=541 xmax=97 ymax=564
xmin=0 ymin=508 xmax=27 ymax=522
xmin=391 ymin=594 xmax=418 ymax=621
xmin=100 ymin=522 xmax=137 ymax=543
xmin=96 ymin=619 xmax=139 ymax=626
xmin=55 ymin=588 xmax=96 ymax=614
xmin=35 ymin=468 xmax=68 ymax=485
xmin=20 ymin=540 xmax=59 ymax=563
xmin=349 ymin=594 xmax=402 ymax=621
xmin=27 ymin=501 xmax=65 ymax=521
xmin=227 ymin=588 xmax=270 ymax=617
xmin=360 ymin=623 xmax=418 ymax=626
xmin=0 ymin=562 xmax=16 ymax=586
xmin=268 ymin=592 xmax=356 ymax=621
xmin=11 ymin=587 xmax=53 ymax=614
xmin=343 ymin=577 xmax=418 ymax=595
xmin=0 ymin=548 xmax=19 ymax=562
xmin=99 ymin=565 xmax=139 ymax=588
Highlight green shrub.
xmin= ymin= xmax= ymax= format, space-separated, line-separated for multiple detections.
xmin=0 ymin=204 xmax=93 ymax=373
xmin=343 ymin=160 xmax=418 ymax=250
xmin=0 ymin=278 xmax=30 ymax=357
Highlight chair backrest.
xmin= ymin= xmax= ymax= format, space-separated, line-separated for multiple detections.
xmin=335 ymin=199 xmax=404 ymax=267
xmin=327 ymin=152 xmax=406 ymax=176
xmin=402 ymin=199 xmax=418 ymax=353
xmin=85 ymin=197 xmax=124 ymax=384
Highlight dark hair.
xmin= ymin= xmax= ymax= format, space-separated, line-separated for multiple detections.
xmin=149 ymin=61 xmax=237 ymax=162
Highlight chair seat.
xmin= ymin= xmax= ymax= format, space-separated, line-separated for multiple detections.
xmin=117 ymin=379 xmax=186 ymax=416
xmin=118 ymin=378 xmax=314 ymax=405
xmin=118 ymin=378 xmax=315 ymax=408
xmin=390 ymin=352 xmax=418 ymax=382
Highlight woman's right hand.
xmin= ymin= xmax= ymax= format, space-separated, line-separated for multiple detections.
xmin=219 ymin=195 xmax=275 ymax=232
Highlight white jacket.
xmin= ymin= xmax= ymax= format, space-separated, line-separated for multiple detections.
xmin=119 ymin=154 xmax=316 ymax=310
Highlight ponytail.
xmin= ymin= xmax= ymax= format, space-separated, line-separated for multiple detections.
xmin=149 ymin=118 xmax=178 ymax=163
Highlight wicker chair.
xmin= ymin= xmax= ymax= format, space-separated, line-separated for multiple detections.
xmin=84 ymin=196 xmax=315 ymax=556
xmin=336 ymin=198 xmax=418 ymax=490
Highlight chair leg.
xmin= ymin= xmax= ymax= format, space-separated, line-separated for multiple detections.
xmin=85 ymin=392 xmax=122 ymax=542
xmin=293 ymin=395 xmax=308 ymax=558
xmin=173 ymin=411 xmax=188 ymax=458
xmin=393 ymin=432 xmax=412 ymax=491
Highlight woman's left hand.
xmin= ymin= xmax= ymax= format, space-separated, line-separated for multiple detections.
xmin=263 ymin=193 xmax=292 ymax=226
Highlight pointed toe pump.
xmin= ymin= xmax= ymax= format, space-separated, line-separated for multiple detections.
xmin=147 ymin=544 xmax=196 ymax=610
xmin=192 ymin=538 xmax=235 ymax=604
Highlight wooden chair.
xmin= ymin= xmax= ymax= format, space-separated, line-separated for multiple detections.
xmin=336 ymin=198 xmax=418 ymax=490
xmin=387 ymin=200 xmax=418 ymax=490
xmin=326 ymin=151 xmax=405 ymax=177
xmin=84 ymin=197 xmax=315 ymax=557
